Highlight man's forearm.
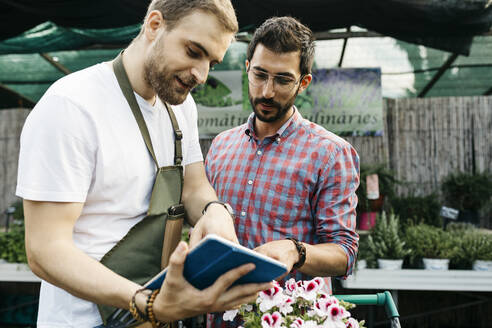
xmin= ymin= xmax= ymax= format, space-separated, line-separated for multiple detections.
xmin=182 ymin=181 xmax=218 ymax=226
xmin=24 ymin=200 xmax=140 ymax=310
xmin=183 ymin=162 xmax=238 ymax=246
xmin=28 ymin=239 xmax=140 ymax=309
xmin=299 ymin=243 xmax=348 ymax=277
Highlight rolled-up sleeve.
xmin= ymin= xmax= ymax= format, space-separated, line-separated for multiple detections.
xmin=313 ymin=143 xmax=360 ymax=278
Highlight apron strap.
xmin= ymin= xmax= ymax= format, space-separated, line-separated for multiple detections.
xmin=113 ymin=53 xmax=158 ymax=167
xmin=113 ymin=52 xmax=183 ymax=167
xmin=164 ymin=103 xmax=183 ymax=165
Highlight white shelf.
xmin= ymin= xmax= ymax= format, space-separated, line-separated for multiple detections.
xmin=3 ymin=265 xmax=492 ymax=290
xmin=342 ymin=269 xmax=492 ymax=292
xmin=0 ymin=263 xmax=41 ymax=282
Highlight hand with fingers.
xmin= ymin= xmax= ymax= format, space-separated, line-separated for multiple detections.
xmin=254 ymin=240 xmax=299 ymax=276
xmin=189 ymin=207 xmax=238 ymax=249
xmin=152 ymin=241 xmax=273 ymax=322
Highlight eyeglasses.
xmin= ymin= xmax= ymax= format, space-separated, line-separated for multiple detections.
xmin=247 ymin=67 xmax=303 ymax=93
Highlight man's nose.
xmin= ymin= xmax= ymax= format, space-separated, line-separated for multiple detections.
xmin=191 ymin=62 xmax=209 ymax=85
xmin=262 ymin=76 xmax=275 ymax=99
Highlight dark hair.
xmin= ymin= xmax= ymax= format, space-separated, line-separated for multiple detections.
xmin=247 ymin=16 xmax=315 ymax=75
xmin=139 ymin=0 xmax=238 ymax=35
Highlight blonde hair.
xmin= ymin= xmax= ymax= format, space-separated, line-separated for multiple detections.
xmin=138 ymin=0 xmax=238 ymax=37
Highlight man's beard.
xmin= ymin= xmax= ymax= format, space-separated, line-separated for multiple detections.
xmin=143 ymin=44 xmax=197 ymax=105
xmin=249 ymin=87 xmax=299 ymax=123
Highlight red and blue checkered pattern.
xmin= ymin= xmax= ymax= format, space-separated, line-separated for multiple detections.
xmin=205 ymin=109 xmax=360 ymax=279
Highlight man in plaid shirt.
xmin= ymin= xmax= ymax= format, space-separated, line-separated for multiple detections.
xmin=205 ymin=16 xmax=359 ymax=311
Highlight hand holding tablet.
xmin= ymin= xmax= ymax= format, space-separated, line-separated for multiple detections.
xmin=146 ymin=234 xmax=288 ymax=290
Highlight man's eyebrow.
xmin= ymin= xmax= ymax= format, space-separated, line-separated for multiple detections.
xmin=190 ymin=41 xmax=209 ymax=57
xmin=190 ymin=41 xmax=222 ymax=65
xmin=252 ymin=66 xmax=296 ymax=78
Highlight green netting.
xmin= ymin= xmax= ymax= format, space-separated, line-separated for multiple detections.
xmin=0 ymin=22 xmax=140 ymax=55
xmin=2 ymin=49 xmax=121 ymax=102
xmin=427 ymin=67 xmax=492 ymax=97
xmin=0 ymin=42 xmax=247 ymax=104
xmin=330 ymin=36 xmax=492 ymax=98
xmin=0 ymin=35 xmax=491 ymax=108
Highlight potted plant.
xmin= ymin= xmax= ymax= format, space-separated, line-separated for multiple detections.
xmin=449 ymin=230 xmax=492 ymax=271
xmin=471 ymin=234 xmax=492 ymax=271
xmin=357 ymin=164 xmax=399 ymax=230
xmin=404 ymin=223 xmax=457 ymax=270
xmin=366 ymin=212 xmax=410 ymax=270
xmin=224 ymin=278 xmax=366 ymax=328
xmin=441 ymin=171 xmax=492 ymax=226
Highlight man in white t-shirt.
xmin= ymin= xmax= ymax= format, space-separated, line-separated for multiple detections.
xmin=16 ymin=1 xmax=272 ymax=327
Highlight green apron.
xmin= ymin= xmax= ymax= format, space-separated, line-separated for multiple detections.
xmin=97 ymin=53 xmax=185 ymax=326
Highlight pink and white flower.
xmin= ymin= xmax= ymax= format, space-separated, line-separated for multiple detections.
xmin=321 ymin=318 xmax=346 ymax=328
xmin=299 ymin=278 xmax=323 ymax=301
xmin=312 ymin=277 xmax=325 ymax=290
xmin=241 ymin=303 xmax=253 ymax=312
xmin=223 ymin=309 xmax=239 ymax=321
xmin=327 ymin=304 xmax=350 ymax=321
xmin=309 ymin=295 xmax=341 ymax=317
xmin=278 ymin=295 xmax=294 ymax=315
xmin=258 ymin=285 xmax=284 ymax=312
xmin=345 ymin=318 xmax=360 ymax=328
xmin=303 ymin=320 xmax=321 ymax=328
xmin=296 ymin=280 xmax=305 ymax=292
xmin=233 ymin=277 xmax=363 ymax=328
xmin=284 ymin=278 xmax=298 ymax=296
xmin=261 ymin=311 xmax=283 ymax=328
xmin=290 ymin=318 xmax=304 ymax=328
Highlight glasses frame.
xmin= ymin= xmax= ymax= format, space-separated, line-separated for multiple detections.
xmin=247 ymin=66 xmax=304 ymax=94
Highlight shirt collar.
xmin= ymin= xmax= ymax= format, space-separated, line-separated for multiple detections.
xmin=244 ymin=107 xmax=303 ymax=142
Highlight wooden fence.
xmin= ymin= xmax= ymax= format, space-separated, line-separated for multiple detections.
xmin=1 ymin=96 xmax=491 ymax=222
xmin=385 ymin=96 xmax=492 ymax=195
xmin=0 ymin=109 xmax=30 ymax=225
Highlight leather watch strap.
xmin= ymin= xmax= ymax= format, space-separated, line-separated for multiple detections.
xmin=202 ymin=201 xmax=234 ymax=218
xmin=287 ymin=237 xmax=306 ymax=270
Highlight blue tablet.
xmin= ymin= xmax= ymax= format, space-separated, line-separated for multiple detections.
xmin=145 ymin=234 xmax=288 ymax=290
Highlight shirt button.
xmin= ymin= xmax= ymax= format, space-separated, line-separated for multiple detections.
xmin=241 ymin=211 xmax=246 ymax=216
xmin=257 ymin=150 xmax=262 ymax=155
xmin=276 ymin=137 xmax=281 ymax=143
xmin=248 ymin=180 xmax=253 ymax=185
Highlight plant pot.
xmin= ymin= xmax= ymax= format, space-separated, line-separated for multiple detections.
xmin=377 ymin=259 xmax=403 ymax=270
xmin=423 ymin=258 xmax=449 ymax=270
xmin=472 ymin=260 xmax=492 ymax=271
xmin=359 ymin=212 xmax=377 ymax=230
xmin=356 ymin=259 xmax=367 ymax=270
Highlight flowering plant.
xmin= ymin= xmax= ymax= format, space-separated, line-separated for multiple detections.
xmin=224 ymin=278 xmax=365 ymax=328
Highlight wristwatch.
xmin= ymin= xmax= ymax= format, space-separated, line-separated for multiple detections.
xmin=202 ymin=200 xmax=235 ymax=218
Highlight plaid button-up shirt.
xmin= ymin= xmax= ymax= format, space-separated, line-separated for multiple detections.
xmin=205 ymin=109 xmax=359 ymax=280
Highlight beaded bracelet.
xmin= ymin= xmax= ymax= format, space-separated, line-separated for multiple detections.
xmin=146 ymin=289 xmax=166 ymax=328
xmin=129 ymin=288 xmax=149 ymax=322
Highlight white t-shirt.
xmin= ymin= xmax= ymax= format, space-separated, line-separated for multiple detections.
xmin=16 ymin=63 xmax=203 ymax=328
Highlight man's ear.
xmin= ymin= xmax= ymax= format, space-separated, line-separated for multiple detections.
xmin=298 ymin=74 xmax=312 ymax=94
xmin=143 ymin=10 xmax=165 ymax=42
xmin=245 ymin=60 xmax=250 ymax=71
